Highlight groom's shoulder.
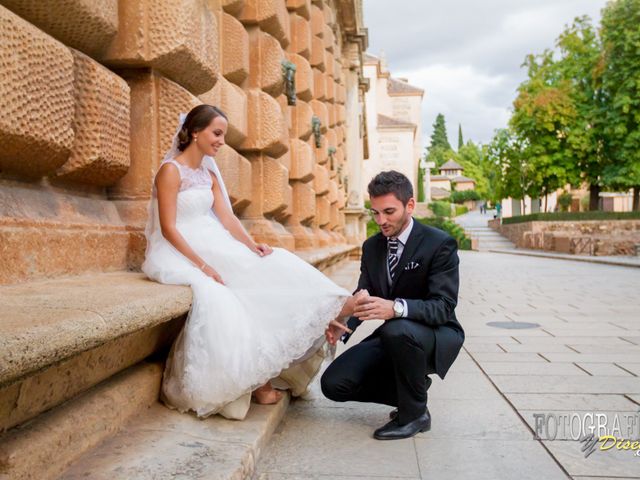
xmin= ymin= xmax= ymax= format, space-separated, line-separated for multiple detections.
xmin=362 ymin=232 xmax=384 ymax=252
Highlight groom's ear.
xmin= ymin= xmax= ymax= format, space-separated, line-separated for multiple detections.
xmin=406 ymin=197 xmax=416 ymax=214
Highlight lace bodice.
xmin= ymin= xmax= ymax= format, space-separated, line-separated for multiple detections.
xmin=162 ymin=159 xmax=213 ymax=192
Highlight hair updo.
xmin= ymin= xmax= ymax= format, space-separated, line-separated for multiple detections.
xmin=176 ymin=104 xmax=228 ymax=152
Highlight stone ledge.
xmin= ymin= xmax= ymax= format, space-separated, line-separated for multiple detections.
xmin=490 ymin=248 xmax=640 ymax=269
xmin=0 ymin=272 xmax=192 ymax=387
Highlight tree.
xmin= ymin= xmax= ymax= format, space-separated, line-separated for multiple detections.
xmin=425 ymin=113 xmax=454 ymax=173
xmin=456 ymin=141 xmax=489 ymax=198
xmin=486 ymin=128 xmax=531 ymax=211
xmin=430 ymin=113 xmax=451 ymax=151
xmin=509 ymin=43 xmax=580 ymax=211
xmin=458 ymin=124 xmax=464 ymax=151
xmin=600 ymin=0 xmax=640 ymax=210
xmin=554 ymin=16 xmax=608 ymax=210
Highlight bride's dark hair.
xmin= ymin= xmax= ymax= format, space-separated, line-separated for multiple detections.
xmin=177 ymin=105 xmax=228 ymax=151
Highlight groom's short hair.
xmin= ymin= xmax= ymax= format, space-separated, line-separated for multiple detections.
xmin=368 ymin=171 xmax=414 ymax=205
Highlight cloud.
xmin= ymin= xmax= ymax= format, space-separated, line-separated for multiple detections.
xmin=364 ymin=0 xmax=607 ymax=147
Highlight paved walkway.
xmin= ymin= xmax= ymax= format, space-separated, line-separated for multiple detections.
xmin=255 ymin=252 xmax=640 ymax=479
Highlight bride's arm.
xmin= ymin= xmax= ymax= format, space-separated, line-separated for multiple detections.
xmin=156 ymin=164 xmax=223 ymax=282
xmin=210 ymin=173 xmax=260 ymax=253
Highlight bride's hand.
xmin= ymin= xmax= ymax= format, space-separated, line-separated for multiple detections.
xmin=201 ymin=264 xmax=225 ymax=285
xmin=325 ymin=320 xmax=352 ymax=345
xmin=254 ymin=243 xmax=273 ymax=257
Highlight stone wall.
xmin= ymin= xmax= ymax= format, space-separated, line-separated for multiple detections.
xmin=493 ymin=219 xmax=640 ymax=256
xmin=0 ymin=0 xmax=369 ymax=285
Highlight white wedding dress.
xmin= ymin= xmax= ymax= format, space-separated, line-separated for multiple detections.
xmin=142 ymin=157 xmax=349 ymax=419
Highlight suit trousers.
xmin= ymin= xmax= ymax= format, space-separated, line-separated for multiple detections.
xmin=321 ymin=319 xmax=436 ymax=425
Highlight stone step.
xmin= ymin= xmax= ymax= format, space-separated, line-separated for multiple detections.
xmin=60 ymin=398 xmax=289 ymax=480
xmin=0 ymin=272 xmax=190 ymax=433
xmin=0 ymin=362 xmax=162 ymax=480
xmin=479 ymin=240 xmax=514 ymax=247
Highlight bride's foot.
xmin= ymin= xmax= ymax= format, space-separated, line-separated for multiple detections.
xmin=252 ymin=383 xmax=283 ymax=405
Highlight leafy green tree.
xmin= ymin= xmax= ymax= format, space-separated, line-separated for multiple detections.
xmin=600 ymin=0 xmax=640 ymax=210
xmin=554 ymin=16 xmax=608 ymax=210
xmin=457 ymin=124 xmax=464 ymax=151
xmin=486 ymin=128 xmax=531 ymax=211
xmin=456 ymin=141 xmax=490 ymax=198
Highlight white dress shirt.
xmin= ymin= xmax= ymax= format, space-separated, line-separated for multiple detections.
xmin=387 ymin=217 xmax=414 ymax=317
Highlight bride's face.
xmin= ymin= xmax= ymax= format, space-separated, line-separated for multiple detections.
xmin=195 ymin=116 xmax=228 ymax=156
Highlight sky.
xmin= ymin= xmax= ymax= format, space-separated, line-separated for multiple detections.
xmin=363 ymin=0 xmax=608 ymax=149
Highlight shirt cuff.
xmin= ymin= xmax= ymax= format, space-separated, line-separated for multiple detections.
xmin=400 ymin=298 xmax=408 ymax=318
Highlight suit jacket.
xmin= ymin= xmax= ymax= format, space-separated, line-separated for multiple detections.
xmin=346 ymin=218 xmax=464 ymax=379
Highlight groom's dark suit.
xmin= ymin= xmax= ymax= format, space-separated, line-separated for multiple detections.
xmin=321 ymin=218 xmax=464 ymax=424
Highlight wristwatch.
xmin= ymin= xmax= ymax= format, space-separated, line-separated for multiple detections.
xmin=393 ymin=299 xmax=404 ymax=318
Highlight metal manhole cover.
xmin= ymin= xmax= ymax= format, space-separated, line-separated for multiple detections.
xmin=486 ymin=321 xmax=540 ymax=330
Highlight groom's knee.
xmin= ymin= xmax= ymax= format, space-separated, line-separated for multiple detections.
xmin=320 ymin=367 xmax=352 ymax=402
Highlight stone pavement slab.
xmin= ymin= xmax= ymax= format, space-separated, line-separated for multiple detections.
xmin=460 ymin=251 xmax=640 ymax=479
xmin=505 ymin=393 xmax=639 ymax=411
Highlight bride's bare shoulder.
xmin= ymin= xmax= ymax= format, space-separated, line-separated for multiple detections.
xmin=155 ymin=162 xmax=181 ymax=189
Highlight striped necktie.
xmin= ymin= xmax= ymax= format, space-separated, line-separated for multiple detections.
xmin=387 ymin=237 xmax=399 ymax=282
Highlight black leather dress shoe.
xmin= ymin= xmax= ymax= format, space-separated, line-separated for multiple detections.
xmin=374 ymin=409 xmax=431 ymax=440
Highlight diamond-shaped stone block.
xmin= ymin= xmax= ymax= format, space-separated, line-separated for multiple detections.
xmin=55 ymin=50 xmax=130 ymax=186
xmin=201 ymin=76 xmax=248 ymax=149
xmin=249 ymin=29 xmax=285 ymax=96
xmin=263 ymin=157 xmax=290 ymax=216
xmin=290 ymin=100 xmax=313 ymax=140
xmin=310 ymin=36 xmax=325 ymax=71
xmin=240 ymin=89 xmax=288 ymax=158
xmin=238 ymin=0 xmax=290 ymax=48
xmin=291 ymin=181 xmax=315 ymax=223
xmin=286 ymin=0 xmax=311 ymax=20
xmin=289 ymin=13 xmax=311 ymax=59
xmin=289 ymin=139 xmax=314 ymax=182
xmin=0 ymin=5 xmax=75 ymax=178
xmin=220 ymin=12 xmax=249 ymax=85
xmin=0 ymin=0 xmax=118 ymax=58
xmin=102 ymin=0 xmax=218 ymax=95
xmin=287 ymin=53 xmax=313 ymax=101
xmin=313 ymin=164 xmax=329 ymax=195
xmin=215 ymin=145 xmax=252 ymax=213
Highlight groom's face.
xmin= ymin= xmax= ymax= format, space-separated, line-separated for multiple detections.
xmin=370 ymin=193 xmax=415 ymax=238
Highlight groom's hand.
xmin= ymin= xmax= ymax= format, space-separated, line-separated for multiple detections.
xmin=353 ymin=296 xmax=394 ymax=321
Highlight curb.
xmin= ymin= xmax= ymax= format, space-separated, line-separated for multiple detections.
xmin=489 ymin=248 xmax=640 ymax=269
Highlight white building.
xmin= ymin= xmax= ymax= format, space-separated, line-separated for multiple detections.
xmin=362 ymin=53 xmax=424 ymax=196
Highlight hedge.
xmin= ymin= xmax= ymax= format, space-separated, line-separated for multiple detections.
xmin=502 ymin=211 xmax=640 ymax=224
xmin=449 ymin=190 xmax=481 ymax=204
xmin=416 ymin=216 xmax=471 ymax=250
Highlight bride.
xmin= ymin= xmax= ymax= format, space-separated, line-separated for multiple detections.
xmin=142 ymin=104 xmax=357 ymax=420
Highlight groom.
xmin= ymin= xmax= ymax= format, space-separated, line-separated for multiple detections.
xmin=321 ymin=170 xmax=464 ymax=440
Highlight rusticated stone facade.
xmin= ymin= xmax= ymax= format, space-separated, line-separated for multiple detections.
xmin=0 ymin=0 xmax=369 ymax=285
